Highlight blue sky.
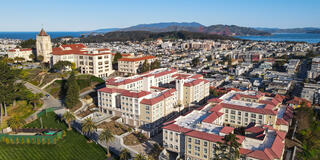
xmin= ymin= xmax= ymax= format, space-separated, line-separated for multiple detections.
xmin=1 ymin=0 xmax=319 ymax=31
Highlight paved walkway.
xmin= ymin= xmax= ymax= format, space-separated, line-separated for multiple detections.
xmin=40 ymin=78 xmax=62 ymax=89
xmin=24 ymin=81 xmax=62 ymax=122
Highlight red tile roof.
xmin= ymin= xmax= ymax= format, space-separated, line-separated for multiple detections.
xmin=220 ymin=126 xmax=234 ymax=134
xmin=140 ymin=89 xmax=176 ymax=105
xmin=162 ymin=124 xmax=192 ymax=133
xmin=208 ymin=98 xmax=223 ymax=103
xmin=51 ymin=44 xmax=87 ymax=55
xmin=184 ymin=79 xmax=209 ymax=87
xmin=270 ymin=135 xmax=284 ymax=159
xmin=185 ymin=130 xmax=224 ymax=143
xmin=98 ymin=87 xmax=150 ymax=98
xmin=247 ymin=150 xmax=272 ymax=160
xmin=202 ymin=112 xmax=224 ymax=123
xmin=8 ymin=48 xmax=32 ymax=52
xmin=276 ymin=118 xmax=289 ymax=126
xmin=209 ymin=104 xmax=223 ymax=112
xmin=39 ymin=28 xmax=48 ymax=36
xmin=218 ymin=103 xmax=277 ymax=115
xmin=106 ymin=77 xmax=143 ymax=86
xmin=245 ymin=126 xmax=265 ymax=133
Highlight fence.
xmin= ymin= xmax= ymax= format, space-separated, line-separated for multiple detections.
xmin=0 ymin=130 xmax=64 ymax=144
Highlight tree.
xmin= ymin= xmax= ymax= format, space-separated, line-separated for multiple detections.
xmin=113 ymin=52 xmax=122 ymax=64
xmin=140 ymin=60 xmax=150 ymax=73
xmin=19 ymin=38 xmax=36 ymax=48
xmin=29 ymin=54 xmax=35 ymax=61
xmin=214 ymin=133 xmax=241 ymax=160
xmin=134 ymin=154 xmax=147 ymax=160
xmin=7 ymin=117 xmax=25 ymax=132
xmin=65 ymin=72 xmax=80 ymax=109
xmin=99 ymin=129 xmax=114 ymax=157
xmin=53 ymin=60 xmax=72 ymax=72
xmin=120 ymin=149 xmax=132 ymax=160
xmin=62 ymin=111 xmax=75 ymax=130
xmin=81 ymin=117 xmax=97 ymax=143
xmin=150 ymin=59 xmax=161 ymax=70
xmin=29 ymin=93 xmax=42 ymax=110
xmin=37 ymin=55 xmax=44 ymax=62
xmin=0 ymin=60 xmax=21 ymax=126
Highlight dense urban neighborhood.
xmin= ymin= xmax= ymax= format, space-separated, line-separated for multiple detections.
xmin=0 ymin=27 xmax=320 ymax=160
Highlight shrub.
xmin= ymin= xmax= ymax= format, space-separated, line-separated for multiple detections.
xmin=15 ymin=137 xmax=19 ymax=144
xmin=21 ymin=138 xmax=24 ymax=144
xmin=26 ymin=138 xmax=30 ymax=144
xmin=10 ymin=138 xmax=14 ymax=144
xmin=5 ymin=138 xmax=9 ymax=144
xmin=31 ymin=138 xmax=35 ymax=144
xmin=47 ymin=138 xmax=51 ymax=145
xmin=36 ymin=138 xmax=40 ymax=145
xmin=41 ymin=138 xmax=45 ymax=144
xmin=53 ymin=138 xmax=57 ymax=144
xmin=2 ymin=136 xmax=5 ymax=143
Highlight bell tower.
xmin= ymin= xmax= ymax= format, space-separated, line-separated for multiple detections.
xmin=36 ymin=28 xmax=52 ymax=63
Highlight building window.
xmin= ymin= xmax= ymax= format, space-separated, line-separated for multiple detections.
xmin=195 ymin=139 xmax=200 ymax=145
xmin=204 ymin=148 xmax=207 ymax=153
xmin=251 ymin=114 xmax=256 ymax=118
xmin=231 ymin=110 xmax=236 ymax=114
xmin=259 ymin=115 xmax=263 ymax=119
xmin=188 ymin=138 xmax=191 ymax=142
xmin=204 ymin=141 xmax=207 ymax=147
xmin=188 ymin=144 xmax=191 ymax=149
xmin=238 ymin=111 xmax=241 ymax=115
xmin=195 ymin=146 xmax=200 ymax=152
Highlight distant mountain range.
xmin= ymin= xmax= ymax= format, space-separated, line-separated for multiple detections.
xmin=255 ymin=27 xmax=320 ymax=34
xmin=91 ymin=22 xmax=271 ymax=36
xmin=80 ymin=31 xmax=239 ymax=43
xmin=90 ymin=22 xmax=320 ymax=37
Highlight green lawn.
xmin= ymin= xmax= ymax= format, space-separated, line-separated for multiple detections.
xmin=0 ymin=112 xmax=109 ymax=160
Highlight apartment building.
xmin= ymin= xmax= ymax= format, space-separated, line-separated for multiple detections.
xmin=175 ymin=74 xmax=210 ymax=106
xmin=162 ymin=90 xmax=292 ymax=160
xmin=51 ymin=44 xmax=114 ymax=78
xmin=307 ymin=57 xmax=320 ymax=79
xmin=7 ymin=48 xmax=34 ymax=61
xmin=98 ymin=68 xmax=210 ymax=136
xmin=118 ymin=55 xmax=156 ymax=75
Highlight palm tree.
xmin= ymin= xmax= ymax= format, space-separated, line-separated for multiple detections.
xmin=62 ymin=111 xmax=75 ymax=130
xmin=81 ymin=117 xmax=97 ymax=143
xmin=120 ymin=149 xmax=132 ymax=160
xmin=99 ymin=129 xmax=114 ymax=157
xmin=134 ymin=154 xmax=146 ymax=160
